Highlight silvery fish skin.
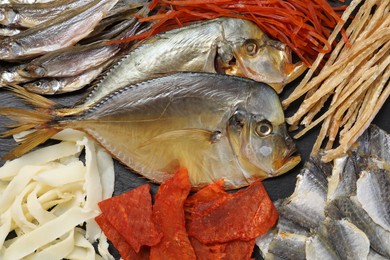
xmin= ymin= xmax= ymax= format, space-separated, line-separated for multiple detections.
xmin=327 ymin=155 xmax=359 ymax=201
xmin=356 ymin=169 xmax=390 ymax=231
xmin=326 ymin=197 xmax=390 ymax=258
xmin=0 ymin=0 xmax=118 ymax=61
xmin=256 ymin=125 xmax=390 ymax=259
xmin=323 ymin=218 xmax=370 ymax=260
xmin=54 ymin=73 xmax=299 ymax=189
xmin=267 ymin=232 xmax=307 ymax=260
xmin=0 ymin=26 xmax=21 ymax=36
xmin=80 ymin=17 xmax=305 ymax=108
xmin=0 ymin=0 xmax=91 ymax=28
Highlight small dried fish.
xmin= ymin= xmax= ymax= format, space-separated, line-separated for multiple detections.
xmin=0 ymin=73 xmax=300 ymax=189
xmin=15 ymin=41 xmax=121 ymax=78
xmin=0 ymin=0 xmax=118 ymax=61
xmin=23 ymin=62 xmax=110 ymax=95
xmin=0 ymin=0 xmax=92 ymax=28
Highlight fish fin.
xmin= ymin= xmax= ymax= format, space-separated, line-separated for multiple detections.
xmin=2 ymin=129 xmax=60 ymax=161
xmin=139 ymin=129 xmax=214 ymax=148
xmin=6 ymin=84 xmax=55 ymax=109
xmin=0 ymin=86 xmax=60 ymax=160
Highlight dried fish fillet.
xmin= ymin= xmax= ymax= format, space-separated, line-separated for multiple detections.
xmin=256 ymin=125 xmax=390 ymax=259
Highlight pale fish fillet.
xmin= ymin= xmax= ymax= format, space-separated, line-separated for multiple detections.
xmin=357 ymin=169 xmax=390 ymax=232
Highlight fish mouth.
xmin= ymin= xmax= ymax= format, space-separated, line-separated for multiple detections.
xmin=271 ymin=149 xmax=301 ymax=177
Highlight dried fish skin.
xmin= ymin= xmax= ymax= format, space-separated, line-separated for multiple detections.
xmin=326 ymin=197 xmax=390 ymax=258
xmin=357 ymin=169 xmax=390 ymax=232
xmin=324 ymin=218 xmax=370 ymax=260
xmin=257 ymin=125 xmax=390 ymax=259
xmin=80 ymin=17 xmax=303 ymax=108
xmin=0 ymin=0 xmax=118 ymax=61
xmin=306 ymin=232 xmax=340 ymax=260
xmin=354 ymin=125 xmax=390 ymax=168
xmin=276 ymin=157 xmax=331 ymax=230
xmin=266 ymin=232 xmax=307 ymax=260
xmin=327 ymin=155 xmax=359 ymax=201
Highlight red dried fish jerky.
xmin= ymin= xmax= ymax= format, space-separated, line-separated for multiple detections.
xmin=95 ymin=215 xmax=150 ymax=260
xmin=224 ymin=239 xmax=256 ymax=260
xmin=98 ymin=184 xmax=162 ymax=253
xmin=185 ymin=179 xmax=228 ymax=218
xmin=189 ymin=237 xmax=255 ymax=259
xmin=187 ymin=179 xmax=278 ymax=243
xmin=150 ymin=168 xmax=196 ymax=260
xmin=189 ymin=237 xmax=227 ymax=260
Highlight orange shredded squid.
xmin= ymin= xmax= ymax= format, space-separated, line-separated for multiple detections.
xmin=109 ymin=0 xmax=348 ymax=66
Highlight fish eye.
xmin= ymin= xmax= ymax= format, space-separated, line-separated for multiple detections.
xmin=255 ymin=120 xmax=273 ymax=137
xmin=244 ymin=40 xmax=259 ymax=56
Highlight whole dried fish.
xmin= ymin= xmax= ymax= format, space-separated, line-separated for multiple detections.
xmin=256 ymin=125 xmax=390 ymax=259
xmin=15 ymin=41 xmax=121 ymax=78
xmin=0 ymin=0 xmax=118 ymax=61
xmin=23 ymin=62 xmax=110 ymax=95
xmin=0 ymin=73 xmax=300 ymax=190
xmin=80 ymin=17 xmax=305 ymax=108
xmin=0 ymin=0 xmax=92 ymax=28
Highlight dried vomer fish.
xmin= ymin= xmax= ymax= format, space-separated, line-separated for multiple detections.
xmin=256 ymin=125 xmax=390 ymax=259
xmin=0 ymin=73 xmax=300 ymax=190
xmin=80 ymin=17 xmax=305 ymax=109
xmin=0 ymin=0 xmax=118 ymax=61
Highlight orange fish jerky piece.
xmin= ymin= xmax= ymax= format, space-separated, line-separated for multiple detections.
xmin=224 ymin=239 xmax=256 ymax=260
xmin=189 ymin=236 xmax=255 ymax=259
xmin=98 ymin=184 xmax=162 ymax=253
xmin=185 ymin=179 xmax=228 ymax=218
xmin=95 ymin=215 xmax=150 ymax=260
xmin=150 ymin=168 xmax=196 ymax=260
xmin=187 ymin=179 xmax=278 ymax=243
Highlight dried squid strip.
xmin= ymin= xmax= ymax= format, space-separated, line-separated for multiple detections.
xmin=283 ymin=0 xmax=390 ymax=162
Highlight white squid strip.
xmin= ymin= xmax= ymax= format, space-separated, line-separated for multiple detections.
xmin=0 ymin=210 xmax=11 ymax=248
xmin=3 ymin=207 xmax=99 ymax=259
xmin=11 ymin=182 xmax=38 ymax=234
xmin=0 ymin=165 xmax=48 ymax=214
xmin=96 ymin=147 xmax=115 ymax=200
xmin=27 ymin=230 xmax=75 ymax=260
xmin=66 ymin=228 xmax=97 ymax=260
xmin=51 ymin=129 xmax=87 ymax=142
xmin=0 ymin=142 xmax=80 ymax=180
xmin=26 ymin=184 xmax=57 ymax=225
xmin=33 ymin=161 xmax=86 ymax=187
xmin=78 ymin=137 xmax=103 ymax=242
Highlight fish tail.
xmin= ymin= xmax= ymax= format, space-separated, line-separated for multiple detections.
xmin=0 ymin=85 xmax=61 ymax=160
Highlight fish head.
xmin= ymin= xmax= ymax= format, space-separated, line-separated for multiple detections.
xmin=227 ymin=84 xmax=300 ymax=180
xmin=17 ymin=64 xmax=46 ymax=78
xmin=219 ymin=18 xmax=306 ymax=93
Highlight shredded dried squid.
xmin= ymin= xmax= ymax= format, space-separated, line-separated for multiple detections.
xmin=0 ymin=129 xmax=115 ymax=259
xmin=283 ymin=0 xmax=390 ymax=162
